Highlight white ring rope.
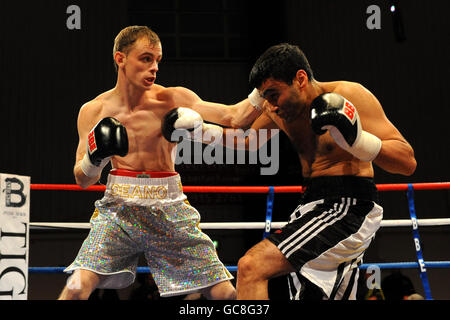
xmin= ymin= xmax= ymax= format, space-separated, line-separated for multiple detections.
xmin=30 ymin=218 xmax=450 ymax=230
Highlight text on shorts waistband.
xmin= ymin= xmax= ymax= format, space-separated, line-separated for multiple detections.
xmin=106 ymin=170 xmax=185 ymax=201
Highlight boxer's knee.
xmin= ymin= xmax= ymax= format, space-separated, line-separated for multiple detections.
xmin=238 ymin=239 xmax=294 ymax=283
xmin=58 ymin=270 xmax=100 ymax=300
xmin=59 ymin=285 xmax=91 ymax=300
xmin=237 ymin=253 xmax=263 ymax=282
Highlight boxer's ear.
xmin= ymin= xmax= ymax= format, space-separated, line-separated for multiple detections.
xmin=114 ymin=52 xmax=126 ymax=70
xmin=294 ymin=69 xmax=308 ymax=89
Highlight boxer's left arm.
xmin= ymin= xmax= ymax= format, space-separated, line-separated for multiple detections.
xmin=336 ymin=83 xmax=417 ymax=176
xmin=162 ymin=107 xmax=224 ymax=145
xmin=222 ymin=112 xmax=280 ymax=151
xmin=165 ymin=86 xmax=262 ymax=129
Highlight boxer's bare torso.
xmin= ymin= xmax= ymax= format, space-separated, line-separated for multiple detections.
xmin=75 ymin=85 xmax=178 ymax=174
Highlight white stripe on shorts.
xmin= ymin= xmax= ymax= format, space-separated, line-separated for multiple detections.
xmin=279 ymin=197 xmax=354 ymax=259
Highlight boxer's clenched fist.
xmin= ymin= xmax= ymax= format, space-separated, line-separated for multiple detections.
xmin=311 ymin=93 xmax=382 ymax=161
xmin=81 ymin=117 xmax=128 ymax=177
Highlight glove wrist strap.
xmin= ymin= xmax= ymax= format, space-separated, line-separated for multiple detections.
xmin=351 ymin=131 xmax=382 ymax=162
xmin=248 ymin=88 xmax=264 ymax=111
xmin=80 ymin=154 xmax=110 ymax=178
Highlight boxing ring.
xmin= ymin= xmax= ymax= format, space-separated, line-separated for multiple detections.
xmin=29 ymin=182 xmax=450 ymax=300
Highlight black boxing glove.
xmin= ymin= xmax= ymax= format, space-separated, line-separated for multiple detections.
xmin=162 ymin=107 xmax=223 ymax=144
xmin=80 ymin=117 xmax=128 ymax=177
xmin=310 ymin=93 xmax=381 ymax=161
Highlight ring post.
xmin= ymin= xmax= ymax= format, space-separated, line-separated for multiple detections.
xmin=407 ymin=184 xmax=432 ymax=300
xmin=263 ymin=186 xmax=275 ymax=239
xmin=0 ymin=174 xmax=30 ymax=300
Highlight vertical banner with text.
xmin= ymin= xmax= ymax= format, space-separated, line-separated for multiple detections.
xmin=0 ymin=174 xmax=30 ymax=300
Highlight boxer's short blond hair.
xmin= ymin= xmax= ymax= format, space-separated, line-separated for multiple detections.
xmin=113 ymin=26 xmax=160 ymax=71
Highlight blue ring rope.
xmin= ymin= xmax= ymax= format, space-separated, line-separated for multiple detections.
xmin=407 ymin=184 xmax=433 ymax=300
xmin=28 ymin=261 xmax=450 ymax=274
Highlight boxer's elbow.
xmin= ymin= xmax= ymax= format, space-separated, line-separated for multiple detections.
xmin=374 ymin=159 xmax=416 ymax=176
xmin=403 ymin=156 xmax=417 ymax=176
xmin=75 ymin=174 xmax=90 ymax=189
xmin=376 ymin=140 xmax=417 ymax=176
xmin=400 ymin=145 xmax=417 ymax=176
xmin=77 ymin=179 xmax=91 ymax=190
xmin=393 ymin=152 xmax=417 ymax=176
xmin=74 ymin=165 xmax=96 ymax=189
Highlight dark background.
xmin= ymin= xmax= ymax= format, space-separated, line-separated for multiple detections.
xmin=0 ymin=0 xmax=449 ymax=300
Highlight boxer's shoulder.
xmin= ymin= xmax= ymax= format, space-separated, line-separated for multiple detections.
xmin=152 ymin=84 xmax=175 ymax=100
xmin=155 ymin=85 xmax=201 ymax=106
xmin=77 ymin=101 xmax=99 ymax=119
xmin=321 ymin=81 xmax=377 ymax=113
xmin=76 ymin=95 xmax=109 ymax=131
xmin=321 ymin=81 xmax=367 ymax=98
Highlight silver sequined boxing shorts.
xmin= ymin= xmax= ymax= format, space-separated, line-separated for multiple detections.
xmin=64 ymin=170 xmax=233 ymax=297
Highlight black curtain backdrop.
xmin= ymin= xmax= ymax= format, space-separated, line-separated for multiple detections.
xmin=1 ymin=0 xmax=449 ymax=299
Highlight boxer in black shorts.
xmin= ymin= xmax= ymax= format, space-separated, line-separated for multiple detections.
xmin=269 ymin=176 xmax=382 ymax=299
xmin=224 ymin=43 xmax=417 ymax=300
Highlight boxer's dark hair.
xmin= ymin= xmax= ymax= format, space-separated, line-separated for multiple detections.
xmin=249 ymin=43 xmax=314 ymax=88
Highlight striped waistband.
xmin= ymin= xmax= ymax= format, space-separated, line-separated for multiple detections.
xmin=110 ymin=169 xmax=178 ymax=178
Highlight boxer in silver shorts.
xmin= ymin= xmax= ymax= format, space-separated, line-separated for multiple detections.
xmin=65 ymin=170 xmax=232 ymax=297
xmin=58 ymin=26 xmax=260 ymax=300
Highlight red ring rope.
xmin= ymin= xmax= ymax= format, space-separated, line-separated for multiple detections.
xmin=30 ymin=182 xmax=450 ymax=192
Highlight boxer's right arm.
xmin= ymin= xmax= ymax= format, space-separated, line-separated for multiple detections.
xmin=75 ymin=113 xmax=128 ymax=189
xmin=73 ymin=101 xmax=128 ymax=188
xmin=74 ymin=103 xmax=101 ymax=189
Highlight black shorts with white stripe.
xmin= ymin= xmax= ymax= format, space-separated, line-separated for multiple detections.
xmin=267 ymin=175 xmax=383 ymax=300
